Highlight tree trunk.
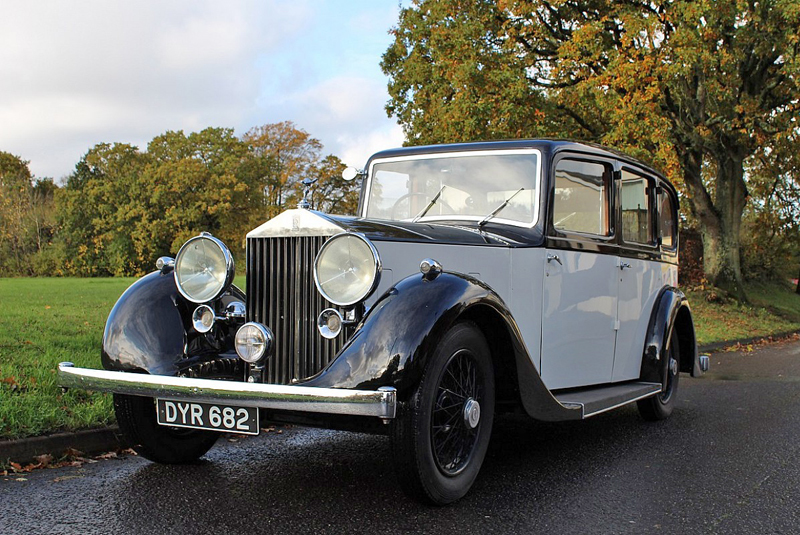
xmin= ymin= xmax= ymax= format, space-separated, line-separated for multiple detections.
xmin=704 ymin=151 xmax=749 ymax=301
xmin=796 ymin=266 xmax=800 ymax=295
xmin=700 ymin=220 xmax=746 ymax=300
xmin=680 ymin=147 xmax=749 ymax=301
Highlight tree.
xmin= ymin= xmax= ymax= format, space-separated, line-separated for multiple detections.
xmin=744 ymin=130 xmax=800 ymax=286
xmin=57 ymin=129 xmax=262 ymax=276
xmin=0 ymin=152 xmax=35 ymax=274
xmin=145 ymin=128 xmax=257 ymax=257
xmin=243 ymin=122 xmax=324 ymax=220
xmin=58 ymin=143 xmax=150 ymax=275
xmin=0 ymin=152 xmax=58 ymax=275
xmin=381 ymin=0 xmax=553 ymax=143
xmin=285 ymin=155 xmax=361 ymax=215
xmin=383 ymin=0 xmax=800 ymax=300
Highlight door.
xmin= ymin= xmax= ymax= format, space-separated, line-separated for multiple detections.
xmin=613 ymin=171 xmax=674 ymax=382
xmin=540 ymin=157 xmax=618 ymax=390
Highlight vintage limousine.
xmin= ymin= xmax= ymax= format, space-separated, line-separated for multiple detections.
xmin=59 ymin=140 xmax=708 ymax=504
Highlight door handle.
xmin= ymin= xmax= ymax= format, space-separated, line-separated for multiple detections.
xmin=620 ymin=261 xmax=631 ymax=270
xmin=547 ymin=254 xmax=562 ymax=266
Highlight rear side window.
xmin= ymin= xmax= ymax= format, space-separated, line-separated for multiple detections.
xmin=659 ymin=188 xmax=677 ymax=249
xmin=553 ymin=159 xmax=612 ymax=236
xmin=621 ymin=170 xmax=654 ymax=245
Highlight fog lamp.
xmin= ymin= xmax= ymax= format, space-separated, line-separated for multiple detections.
xmin=235 ymin=322 xmax=273 ymax=364
xmin=317 ymin=308 xmax=343 ymax=339
xmin=192 ymin=305 xmax=215 ymax=333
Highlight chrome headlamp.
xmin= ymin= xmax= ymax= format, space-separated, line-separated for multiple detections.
xmin=313 ymin=233 xmax=381 ymax=307
xmin=174 ymin=233 xmax=235 ymax=303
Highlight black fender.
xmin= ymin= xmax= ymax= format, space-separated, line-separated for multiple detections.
xmin=641 ymin=287 xmax=701 ymax=384
xmin=302 ymin=270 xmax=582 ymax=421
xmin=101 ymin=269 xmax=245 ymax=376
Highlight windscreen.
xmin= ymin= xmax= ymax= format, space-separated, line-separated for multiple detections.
xmin=364 ymin=150 xmax=541 ymax=226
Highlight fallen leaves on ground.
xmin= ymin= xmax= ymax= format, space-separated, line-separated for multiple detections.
xmin=2 ymin=447 xmax=132 ymax=477
xmin=722 ymin=332 xmax=800 ymax=353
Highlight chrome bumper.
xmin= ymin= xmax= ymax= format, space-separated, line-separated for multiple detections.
xmin=58 ymin=362 xmax=396 ymax=420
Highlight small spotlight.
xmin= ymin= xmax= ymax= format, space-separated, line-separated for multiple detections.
xmin=192 ymin=305 xmax=216 ymax=333
xmin=317 ymin=308 xmax=343 ymax=339
xmin=235 ymin=322 xmax=273 ymax=363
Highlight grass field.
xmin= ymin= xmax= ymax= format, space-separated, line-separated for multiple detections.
xmin=1 ymin=276 xmax=799 ymax=440
xmin=0 ymin=278 xmax=134 ymax=440
xmin=686 ymin=280 xmax=800 ymax=345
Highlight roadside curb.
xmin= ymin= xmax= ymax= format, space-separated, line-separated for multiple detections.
xmin=0 ymin=426 xmax=128 ymax=464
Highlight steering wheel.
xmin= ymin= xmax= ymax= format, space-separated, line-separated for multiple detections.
xmin=390 ymin=192 xmax=455 ymax=220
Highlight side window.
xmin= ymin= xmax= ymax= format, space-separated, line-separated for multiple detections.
xmin=659 ymin=188 xmax=676 ymax=249
xmin=621 ymin=170 xmax=654 ymax=245
xmin=553 ymin=159 xmax=612 ymax=236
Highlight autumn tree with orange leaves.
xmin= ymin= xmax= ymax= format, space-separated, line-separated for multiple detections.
xmin=382 ymin=0 xmax=800 ymax=300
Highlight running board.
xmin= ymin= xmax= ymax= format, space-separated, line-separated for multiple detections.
xmin=553 ymin=382 xmax=662 ymax=419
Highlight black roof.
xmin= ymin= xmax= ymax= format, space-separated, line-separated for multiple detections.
xmin=366 ymin=139 xmax=675 ymax=194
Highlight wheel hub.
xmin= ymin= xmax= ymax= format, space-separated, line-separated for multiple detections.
xmin=463 ymin=398 xmax=481 ymax=429
xmin=669 ymin=357 xmax=678 ymax=375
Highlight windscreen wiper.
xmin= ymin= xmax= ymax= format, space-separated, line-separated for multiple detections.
xmin=412 ymin=185 xmax=447 ymax=222
xmin=478 ymin=187 xmax=524 ymax=227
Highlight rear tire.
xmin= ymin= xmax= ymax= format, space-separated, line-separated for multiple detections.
xmin=638 ymin=329 xmax=680 ymax=421
xmin=390 ymin=321 xmax=495 ymax=505
xmin=114 ymin=358 xmax=241 ymax=464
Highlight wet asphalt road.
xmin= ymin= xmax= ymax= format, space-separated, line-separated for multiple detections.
xmin=2 ymin=339 xmax=800 ymax=535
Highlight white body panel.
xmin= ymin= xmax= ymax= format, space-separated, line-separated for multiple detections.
xmin=368 ymin=240 xmax=674 ymax=388
xmin=541 ymin=248 xmax=618 ymax=389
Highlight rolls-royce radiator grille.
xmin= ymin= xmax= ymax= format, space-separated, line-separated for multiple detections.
xmin=246 ymin=236 xmax=345 ymax=384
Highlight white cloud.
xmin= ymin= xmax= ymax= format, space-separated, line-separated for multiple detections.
xmin=0 ymin=0 xmax=403 ymax=181
xmin=0 ymin=0 xmax=312 ymax=179
xmin=337 ymin=124 xmax=406 ymax=169
xmin=253 ymin=73 xmax=404 ymax=166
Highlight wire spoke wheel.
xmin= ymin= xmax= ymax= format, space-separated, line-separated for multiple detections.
xmin=431 ymin=349 xmax=483 ymax=475
xmin=391 ymin=321 xmax=494 ymax=505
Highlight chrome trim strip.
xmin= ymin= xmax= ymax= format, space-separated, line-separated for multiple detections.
xmin=58 ymin=363 xmax=396 ymax=419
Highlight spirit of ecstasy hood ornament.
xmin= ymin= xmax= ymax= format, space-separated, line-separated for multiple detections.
xmin=297 ymin=178 xmax=318 ymax=210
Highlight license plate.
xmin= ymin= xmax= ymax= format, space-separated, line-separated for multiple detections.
xmin=156 ymin=399 xmax=259 ymax=435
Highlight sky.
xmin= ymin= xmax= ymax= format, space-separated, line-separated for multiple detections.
xmin=0 ymin=0 xmax=406 ymax=182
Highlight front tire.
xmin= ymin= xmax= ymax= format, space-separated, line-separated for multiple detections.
xmin=390 ymin=321 xmax=495 ymax=505
xmin=638 ymin=329 xmax=680 ymax=421
xmin=114 ymin=358 xmax=241 ymax=464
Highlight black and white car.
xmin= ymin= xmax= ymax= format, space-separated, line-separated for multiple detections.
xmin=60 ymin=140 xmax=708 ymax=505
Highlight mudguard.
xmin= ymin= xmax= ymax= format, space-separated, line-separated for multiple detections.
xmin=101 ymin=269 xmax=245 ymax=376
xmin=640 ymin=286 xmax=700 ymax=384
xmin=302 ymin=270 xmax=582 ymax=421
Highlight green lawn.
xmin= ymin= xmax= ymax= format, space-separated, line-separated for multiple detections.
xmin=0 ymin=276 xmax=798 ymax=440
xmin=0 ymin=277 xmax=135 ymax=440
xmin=687 ymin=280 xmax=800 ymax=346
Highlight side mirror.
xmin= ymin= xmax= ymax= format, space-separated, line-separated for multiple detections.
xmin=342 ymin=167 xmax=364 ymax=181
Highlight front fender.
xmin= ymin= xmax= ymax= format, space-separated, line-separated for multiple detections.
xmin=301 ymin=271 xmax=581 ymax=421
xmin=101 ymin=270 xmax=245 ymax=376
